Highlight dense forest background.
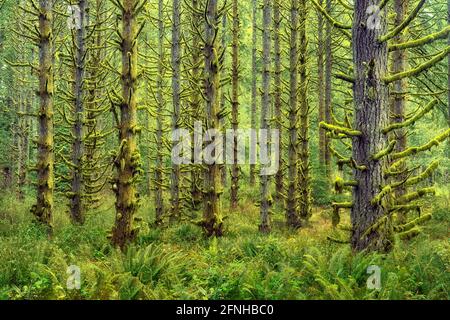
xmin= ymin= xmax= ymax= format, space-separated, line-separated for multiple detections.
xmin=0 ymin=0 xmax=449 ymax=300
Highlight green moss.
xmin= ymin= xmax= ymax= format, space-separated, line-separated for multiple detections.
xmin=319 ymin=121 xmax=362 ymax=137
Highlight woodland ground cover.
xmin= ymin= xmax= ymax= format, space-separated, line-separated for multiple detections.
xmin=0 ymin=185 xmax=448 ymax=300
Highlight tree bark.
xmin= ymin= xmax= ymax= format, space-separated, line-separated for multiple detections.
xmin=17 ymin=89 xmax=28 ymax=199
xmin=170 ymin=0 xmax=181 ymax=222
xmin=202 ymin=0 xmax=223 ymax=237
xmin=390 ymin=0 xmax=408 ymax=224
xmin=111 ymin=0 xmax=141 ymax=249
xmin=298 ymin=0 xmax=311 ymax=220
xmin=250 ymin=0 xmax=258 ymax=187
xmin=447 ymin=0 xmax=450 ymax=165
xmin=230 ymin=0 xmax=240 ymax=209
xmin=351 ymin=0 xmax=391 ymax=252
xmin=324 ymin=0 xmax=332 ymax=178
xmin=70 ymin=0 xmax=87 ymax=225
xmin=220 ymin=13 xmax=228 ymax=189
xmin=259 ymin=0 xmax=272 ymax=233
xmin=84 ymin=0 xmax=104 ymax=209
xmin=155 ymin=0 xmax=165 ymax=224
xmin=317 ymin=0 xmax=325 ymax=168
xmin=32 ymin=0 xmax=54 ymax=234
xmin=273 ymin=0 xmax=283 ymax=201
xmin=286 ymin=0 xmax=301 ymax=228
xmin=189 ymin=0 xmax=203 ymax=211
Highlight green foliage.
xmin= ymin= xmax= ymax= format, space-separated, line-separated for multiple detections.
xmin=115 ymin=244 xmax=184 ymax=286
xmin=0 ymin=192 xmax=447 ymax=300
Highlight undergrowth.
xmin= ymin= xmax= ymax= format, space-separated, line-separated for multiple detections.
xmin=0 ymin=188 xmax=448 ymax=300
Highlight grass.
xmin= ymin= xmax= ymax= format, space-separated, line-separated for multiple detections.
xmin=0 ymin=187 xmax=448 ymax=300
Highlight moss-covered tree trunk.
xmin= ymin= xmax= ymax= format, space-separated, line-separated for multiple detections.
xmin=389 ymin=0 xmax=408 ymax=224
xmin=17 ymin=88 xmax=29 ymax=200
xmin=298 ymin=0 xmax=311 ymax=220
xmin=273 ymin=0 xmax=283 ymax=201
xmin=111 ymin=0 xmax=141 ymax=249
xmin=70 ymin=0 xmax=87 ymax=224
xmin=249 ymin=0 xmax=258 ymax=187
xmin=189 ymin=0 xmax=203 ymax=211
xmin=259 ymin=0 xmax=272 ymax=233
xmin=220 ymin=13 xmax=228 ymax=189
xmin=317 ymin=0 xmax=325 ymax=168
xmin=230 ymin=0 xmax=239 ymax=209
xmin=447 ymin=0 xmax=450 ymax=164
xmin=170 ymin=0 xmax=181 ymax=222
xmin=154 ymin=0 xmax=165 ymax=224
xmin=202 ymin=0 xmax=223 ymax=237
xmin=84 ymin=0 xmax=105 ymax=209
xmin=323 ymin=0 xmax=332 ymax=178
xmin=32 ymin=0 xmax=54 ymax=233
xmin=286 ymin=0 xmax=300 ymax=228
xmin=351 ymin=0 xmax=390 ymax=251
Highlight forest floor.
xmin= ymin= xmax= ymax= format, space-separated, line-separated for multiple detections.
xmin=0 ymin=187 xmax=448 ymax=300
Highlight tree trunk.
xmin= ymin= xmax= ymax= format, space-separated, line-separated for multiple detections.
xmin=390 ymin=0 xmax=408 ymax=224
xmin=155 ymin=0 xmax=165 ymax=224
xmin=220 ymin=13 xmax=228 ymax=188
xmin=259 ymin=0 xmax=272 ymax=233
xmin=447 ymin=0 xmax=450 ymax=166
xmin=351 ymin=0 xmax=391 ymax=252
xmin=298 ymin=0 xmax=311 ymax=221
xmin=17 ymin=92 xmax=27 ymax=199
xmin=317 ymin=0 xmax=325 ymax=167
xmin=286 ymin=0 xmax=300 ymax=228
xmin=32 ymin=0 xmax=54 ymax=234
xmin=324 ymin=0 xmax=332 ymax=178
xmin=170 ymin=0 xmax=181 ymax=222
xmin=70 ymin=0 xmax=87 ymax=225
xmin=273 ymin=0 xmax=283 ymax=201
xmin=230 ymin=0 xmax=239 ymax=209
xmin=84 ymin=0 xmax=104 ymax=210
xmin=202 ymin=0 xmax=223 ymax=237
xmin=190 ymin=0 xmax=203 ymax=211
xmin=250 ymin=0 xmax=258 ymax=187
xmin=111 ymin=0 xmax=141 ymax=249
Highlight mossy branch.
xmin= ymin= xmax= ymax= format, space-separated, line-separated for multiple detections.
xmin=336 ymin=0 xmax=353 ymax=10
xmin=395 ymin=187 xmax=435 ymax=205
xmin=372 ymin=140 xmax=396 ymax=160
xmin=392 ymin=128 xmax=450 ymax=160
xmin=335 ymin=72 xmax=355 ymax=83
xmin=382 ymin=100 xmax=437 ymax=133
xmin=319 ymin=122 xmax=362 ymax=137
xmin=389 ymin=204 xmax=420 ymax=213
xmin=311 ymin=0 xmax=352 ymax=30
xmin=403 ymin=160 xmax=439 ymax=187
xmin=389 ymin=25 xmax=450 ymax=51
xmin=372 ymin=161 xmax=438 ymax=205
xmin=394 ymin=213 xmax=432 ymax=233
xmin=379 ymin=0 xmax=426 ymax=42
xmin=371 ymin=186 xmax=393 ymax=205
xmin=398 ymin=227 xmax=421 ymax=240
xmin=334 ymin=177 xmax=358 ymax=193
xmin=362 ymin=216 xmax=388 ymax=238
xmin=384 ymin=46 xmax=450 ymax=83
xmin=385 ymin=159 xmax=406 ymax=177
